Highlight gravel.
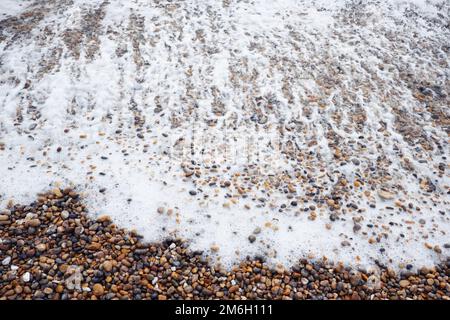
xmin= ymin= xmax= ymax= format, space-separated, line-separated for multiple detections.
xmin=0 ymin=189 xmax=449 ymax=300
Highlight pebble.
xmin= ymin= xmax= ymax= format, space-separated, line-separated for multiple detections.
xmin=27 ymin=219 xmax=41 ymax=227
xmin=434 ymin=246 xmax=442 ymax=254
xmin=102 ymin=261 xmax=113 ymax=272
xmin=61 ymin=211 xmax=69 ymax=219
xmin=399 ymin=280 xmax=410 ymax=288
xmin=378 ymin=190 xmax=395 ymax=200
xmin=53 ymin=188 xmax=63 ymax=198
xmin=22 ymin=272 xmax=31 ymax=283
xmin=44 ymin=287 xmax=53 ymax=295
xmin=253 ymin=227 xmax=261 ymax=234
xmin=1 ymin=256 xmax=11 ymax=265
xmin=87 ymin=242 xmax=101 ymax=250
xmin=93 ymin=283 xmax=104 ymax=296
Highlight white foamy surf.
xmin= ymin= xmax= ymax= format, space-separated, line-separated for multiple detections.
xmin=0 ymin=0 xmax=449 ymax=270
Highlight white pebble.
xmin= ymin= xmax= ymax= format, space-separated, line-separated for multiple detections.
xmin=2 ymin=256 xmax=11 ymax=265
xmin=22 ymin=272 xmax=31 ymax=282
xmin=61 ymin=210 xmax=69 ymax=219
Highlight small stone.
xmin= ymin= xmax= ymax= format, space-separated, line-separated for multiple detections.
xmin=2 ymin=256 xmax=11 ymax=265
xmin=287 ymin=184 xmax=296 ymax=193
xmin=248 ymin=235 xmax=256 ymax=243
xmin=97 ymin=215 xmax=111 ymax=223
xmin=202 ymin=288 xmax=213 ymax=296
xmin=53 ymin=188 xmax=63 ymax=198
xmin=229 ymin=285 xmax=239 ymax=293
xmin=22 ymin=272 xmax=31 ymax=282
xmin=103 ymin=261 xmax=113 ymax=272
xmin=92 ymin=284 xmax=104 ymax=296
xmin=157 ymin=207 xmax=165 ymax=214
xmin=27 ymin=219 xmax=41 ymax=227
xmin=350 ymin=274 xmax=361 ymax=286
xmin=399 ymin=280 xmax=410 ymax=288
xmin=378 ymin=189 xmax=395 ymax=200
xmin=36 ymin=243 xmax=46 ymax=252
xmin=320 ymin=280 xmax=329 ymax=287
xmin=353 ymin=224 xmax=362 ymax=232
xmin=89 ymin=223 xmax=99 ymax=231
xmin=425 ymin=243 xmax=433 ymax=250
xmin=167 ymin=286 xmax=176 ymax=295
xmin=87 ymin=242 xmax=101 ymax=251
xmin=60 ymin=211 xmax=69 ymax=219
xmin=184 ymin=169 xmax=194 ymax=177
xmin=44 ymin=287 xmax=53 ymax=295
xmin=341 ymin=240 xmax=351 ymax=247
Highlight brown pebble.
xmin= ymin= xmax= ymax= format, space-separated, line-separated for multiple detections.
xmin=229 ymin=285 xmax=239 ymax=293
xmin=93 ymin=284 xmax=104 ymax=297
xmin=399 ymin=280 xmax=410 ymax=288
xmin=87 ymin=242 xmax=101 ymax=251
xmin=103 ymin=261 xmax=113 ymax=272
xmin=27 ymin=219 xmax=41 ymax=227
